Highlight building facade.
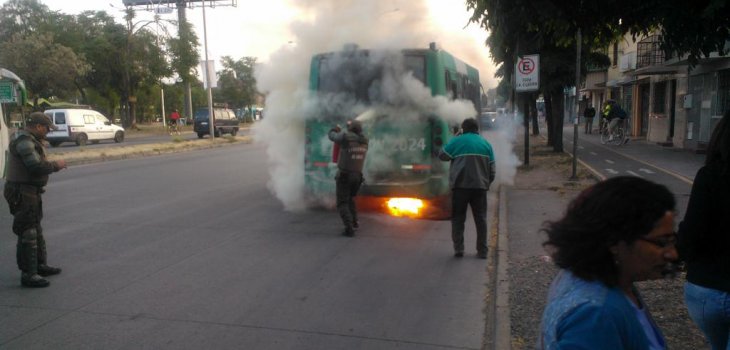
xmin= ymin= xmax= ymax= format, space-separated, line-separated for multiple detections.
xmin=581 ymin=32 xmax=729 ymax=151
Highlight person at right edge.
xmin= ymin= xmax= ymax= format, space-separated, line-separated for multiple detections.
xmin=439 ymin=117 xmax=495 ymax=259
xmin=678 ymin=110 xmax=730 ymax=350
xmin=328 ymin=119 xmax=368 ymax=237
xmin=4 ymin=112 xmax=66 ymax=288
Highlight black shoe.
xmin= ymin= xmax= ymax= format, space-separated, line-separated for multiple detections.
xmin=38 ymin=265 xmax=62 ymax=277
xmin=21 ymin=273 xmax=50 ymax=288
xmin=352 ymin=221 xmax=359 ymax=229
xmin=454 ymin=251 xmax=464 ymax=258
xmin=477 ymin=251 xmax=488 ymax=259
xmin=342 ymin=229 xmax=354 ymax=237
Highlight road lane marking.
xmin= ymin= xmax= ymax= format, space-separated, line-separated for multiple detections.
xmin=606 ymin=168 xmax=619 ymax=174
xmin=639 ymin=168 xmax=655 ymax=174
xmin=626 ymin=170 xmax=643 ymax=178
xmin=605 ymin=159 xmax=615 ymax=164
xmin=590 ymin=152 xmax=597 ymax=156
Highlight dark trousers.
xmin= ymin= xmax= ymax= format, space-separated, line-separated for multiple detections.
xmin=584 ymin=117 xmax=594 ymax=134
xmin=4 ymin=183 xmax=47 ymax=271
xmin=336 ymin=171 xmax=362 ymax=232
xmin=451 ymin=188 xmax=488 ymax=254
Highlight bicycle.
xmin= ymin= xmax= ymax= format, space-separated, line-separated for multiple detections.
xmin=599 ymin=118 xmax=628 ymax=145
xmin=167 ymin=119 xmax=181 ymax=135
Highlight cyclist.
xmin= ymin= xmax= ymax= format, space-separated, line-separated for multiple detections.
xmin=169 ymin=109 xmax=181 ymax=135
xmin=603 ymin=100 xmax=627 ymax=142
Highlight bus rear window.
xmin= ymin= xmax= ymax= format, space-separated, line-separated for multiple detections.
xmin=317 ymin=52 xmax=426 ymax=103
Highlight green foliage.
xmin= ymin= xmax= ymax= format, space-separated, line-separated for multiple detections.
xmin=0 ymin=32 xmax=89 ymax=107
xmin=215 ymin=56 xmax=258 ymax=110
xmin=168 ymin=19 xmax=199 ymax=83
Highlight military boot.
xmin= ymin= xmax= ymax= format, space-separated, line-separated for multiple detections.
xmin=19 ymin=229 xmax=50 ymax=288
xmin=36 ymin=232 xmax=61 ymax=277
xmin=38 ymin=265 xmax=62 ymax=277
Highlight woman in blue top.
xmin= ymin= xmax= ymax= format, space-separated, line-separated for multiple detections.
xmin=539 ymin=177 xmax=679 ymax=349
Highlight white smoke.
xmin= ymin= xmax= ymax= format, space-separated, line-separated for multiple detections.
xmin=254 ymin=0 xmax=510 ymax=211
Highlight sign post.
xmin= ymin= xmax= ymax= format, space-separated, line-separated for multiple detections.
xmin=515 ymin=55 xmax=539 ymax=166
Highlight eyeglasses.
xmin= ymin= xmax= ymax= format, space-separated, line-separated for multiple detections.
xmin=638 ymin=232 xmax=678 ymax=248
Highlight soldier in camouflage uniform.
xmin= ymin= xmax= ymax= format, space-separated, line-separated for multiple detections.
xmin=328 ymin=119 xmax=369 ymax=237
xmin=4 ymin=112 xmax=66 ymax=288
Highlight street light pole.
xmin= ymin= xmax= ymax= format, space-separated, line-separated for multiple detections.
xmin=201 ymin=0 xmax=214 ymax=139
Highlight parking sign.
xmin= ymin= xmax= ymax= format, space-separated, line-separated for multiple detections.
xmin=515 ymin=55 xmax=539 ymax=92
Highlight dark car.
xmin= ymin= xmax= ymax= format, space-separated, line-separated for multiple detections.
xmin=479 ymin=111 xmax=498 ymax=130
xmin=193 ymin=107 xmax=240 ymax=138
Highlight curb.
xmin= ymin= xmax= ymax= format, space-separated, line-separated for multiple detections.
xmin=494 ymin=185 xmax=511 ymax=349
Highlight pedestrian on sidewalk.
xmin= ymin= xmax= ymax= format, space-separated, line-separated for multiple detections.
xmin=583 ymin=104 xmax=596 ymax=134
xmin=4 ymin=112 xmax=66 ymax=288
xmin=438 ymin=117 xmax=495 ymax=259
xmin=539 ymin=176 xmax=678 ymax=349
xmin=328 ymin=119 xmax=369 ymax=237
xmin=678 ymin=110 xmax=730 ymax=350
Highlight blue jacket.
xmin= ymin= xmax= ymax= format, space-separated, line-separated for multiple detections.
xmin=438 ymin=132 xmax=495 ymax=190
xmin=540 ymin=270 xmax=664 ymax=350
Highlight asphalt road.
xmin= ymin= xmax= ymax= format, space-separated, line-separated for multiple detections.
xmin=562 ymin=127 xmax=700 ymax=213
xmin=0 ymin=142 xmax=490 ymax=349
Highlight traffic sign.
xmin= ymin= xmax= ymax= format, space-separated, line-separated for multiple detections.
xmin=154 ymin=7 xmax=173 ymax=14
xmin=515 ymin=54 xmax=539 ymax=92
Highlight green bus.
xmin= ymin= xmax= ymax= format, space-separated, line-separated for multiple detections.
xmin=1 ymin=68 xmax=27 ymax=178
xmin=304 ymin=44 xmax=482 ymax=219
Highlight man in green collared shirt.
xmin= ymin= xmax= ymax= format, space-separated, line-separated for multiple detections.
xmin=439 ymin=118 xmax=495 ymax=259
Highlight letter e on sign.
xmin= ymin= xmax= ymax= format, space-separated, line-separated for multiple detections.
xmin=515 ymin=54 xmax=539 ymax=92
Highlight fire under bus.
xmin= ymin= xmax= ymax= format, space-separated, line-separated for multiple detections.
xmin=304 ymin=43 xmax=482 ymax=220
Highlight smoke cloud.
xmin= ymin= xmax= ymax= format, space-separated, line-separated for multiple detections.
xmin=254 ymin=0 xmax=514 ymax=211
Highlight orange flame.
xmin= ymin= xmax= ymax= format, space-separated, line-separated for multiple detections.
xmin=386 ymin=198 xmax=425 ymax=217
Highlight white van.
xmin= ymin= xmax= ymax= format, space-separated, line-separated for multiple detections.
xmin=44 ymin=108 xmax=125 ymax=147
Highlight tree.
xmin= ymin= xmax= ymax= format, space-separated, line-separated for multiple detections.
xmin=216 ymin=56 xmax=258 ymax=112
xmin=0 ymin=32 xmax=89 ymax=109
xmin=467 ymin=0 xmax=652 ymax=152
xmin=119 ymin=8 xmax=173 ymax=129
xmin=0 ymin=0 xmax=53 ymax=39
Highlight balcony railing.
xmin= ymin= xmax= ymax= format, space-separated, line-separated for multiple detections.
xmin=637 ymin=35 xmax=665 ymax=69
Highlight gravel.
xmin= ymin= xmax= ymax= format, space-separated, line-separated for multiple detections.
xmin=508 ymin=258 xmax=709 ymax=349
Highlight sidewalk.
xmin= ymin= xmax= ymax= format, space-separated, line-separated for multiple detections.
xmin=494 ymin=134 xmax=709 ymax=350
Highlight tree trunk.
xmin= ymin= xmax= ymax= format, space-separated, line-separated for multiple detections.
xmin=549 ymin=88 xmax=564 ymax=152
xmin=545 ymin=93 xmax=553 ymax=146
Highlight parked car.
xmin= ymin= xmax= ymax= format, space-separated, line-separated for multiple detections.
xmin=44 ymin=108 xmax=125 ymax=147
xmin=193 ymin=107 xmax=240 ymax=138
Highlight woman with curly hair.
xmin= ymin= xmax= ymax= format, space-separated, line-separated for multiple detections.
xmin=539 ymin=176 xmax=678 ymax=349
xmin=679 ymin=110 xmax=730 ymax=350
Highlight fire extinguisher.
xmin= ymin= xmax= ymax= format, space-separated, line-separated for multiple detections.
xmin=332 ymin=142 xmax=340 ymax=163
xmin=331 ymin=124 xmax=341 ymax=163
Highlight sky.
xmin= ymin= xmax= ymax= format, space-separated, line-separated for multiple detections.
xmin=36 ymin=0 xmax=498 ymax=89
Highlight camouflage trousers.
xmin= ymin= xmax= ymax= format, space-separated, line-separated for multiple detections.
xmin=4 ymin=183 xmax=48 ymax=271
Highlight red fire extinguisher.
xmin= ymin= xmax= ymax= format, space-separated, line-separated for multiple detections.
xmin=331 ymin=124 xmax=341 ymax=163
xmin=332 ymin=142 xmax=340 ymax=163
